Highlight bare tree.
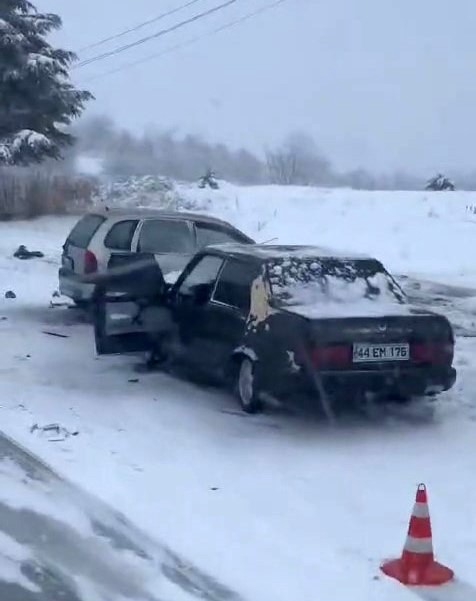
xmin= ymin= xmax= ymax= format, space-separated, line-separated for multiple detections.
xmin=266 ymin=131 xmax=332 ymax=186
xmin=265 ymin=147 xmax=298 ymax=185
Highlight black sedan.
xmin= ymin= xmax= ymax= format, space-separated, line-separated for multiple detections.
xmin=93 ymin=244 xmax=456 ymax=414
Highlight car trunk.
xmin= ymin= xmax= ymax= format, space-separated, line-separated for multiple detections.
xmin=300 ymin=311 xmax=454 ymax=371
xmin=62 ymin=214 xmax=106 ymax=275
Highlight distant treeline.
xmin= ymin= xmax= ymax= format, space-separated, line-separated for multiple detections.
xmin=19 ymin=114 xmax=476 ymax=191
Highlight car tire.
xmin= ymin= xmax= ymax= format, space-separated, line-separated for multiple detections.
xmin=235 ymin=358 xmax=262 ymax=414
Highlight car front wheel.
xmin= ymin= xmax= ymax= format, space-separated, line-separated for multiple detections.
xmin=235 ymin=358 xmax=262 ymax=414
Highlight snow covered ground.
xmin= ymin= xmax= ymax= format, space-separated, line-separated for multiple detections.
xmin=1 ymin=185 xmax=476 ymax=601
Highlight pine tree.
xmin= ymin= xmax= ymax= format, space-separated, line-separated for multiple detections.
xmin=0 ymin=0 xmax=93 ymax=165
xmin=425 ymin=173 xmax=455 ymax=191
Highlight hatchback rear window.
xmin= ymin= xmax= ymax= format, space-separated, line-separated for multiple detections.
xmin=138 ymin=219 xmax=193 ymax=254
xmin=66 ymin=214 xmax=105 ymax=249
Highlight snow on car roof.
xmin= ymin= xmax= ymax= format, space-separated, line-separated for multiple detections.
xmin=207 ymin=243 xmax=371 ymax=261
xmin=89 ymin=207 xmax=233 ymax=226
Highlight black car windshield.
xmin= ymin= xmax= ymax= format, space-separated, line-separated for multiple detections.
xmin=267 ymin=256 xmax=406 ymax=316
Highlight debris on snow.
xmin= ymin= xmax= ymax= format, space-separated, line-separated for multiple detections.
xmin=42 ymin=331 xmax=69 ymax=339
xmin=4 ymin=291 xmax=16 ymax=299
xmin=30 ymin=423 xmax=79 ymax=442
xmin=13 ymin=245 xmax=44 ymax=260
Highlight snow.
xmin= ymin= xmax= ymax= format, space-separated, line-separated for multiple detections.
xmin=288 ymin=299 xmax=414 ymax=319
xmin=0 ymin=130 xmax=52 ymax=164
xmin=0 ymin=535 xmax=39 ymax=593
xmin=174 ymin=183 xmax=476 ymax=287
xmin=164 ymin=270 xmax=183 ymax=284
xmin=1 ymin=185 xmax=476 ymax=601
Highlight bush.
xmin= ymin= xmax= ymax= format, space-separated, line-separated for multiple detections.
xmin=0 ymin=169 xmax=98 ymax=220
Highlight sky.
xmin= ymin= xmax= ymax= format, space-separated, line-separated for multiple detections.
xmin=36 ymin=0 xmax=476 ymax=174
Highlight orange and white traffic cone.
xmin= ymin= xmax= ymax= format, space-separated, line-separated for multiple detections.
xmin=381 ymin=483 xmax=454 ymax=586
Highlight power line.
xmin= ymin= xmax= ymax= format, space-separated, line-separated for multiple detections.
xmin=74 ymin=0 xmax=238 ymax=70
xmin=77 ymin=0 xmax=205 ymax=54
xmin=81 ymin=0 xmax=287 ymax=83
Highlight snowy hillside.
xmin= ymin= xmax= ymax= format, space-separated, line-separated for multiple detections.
xmin=97 ymin=179 xmax=476 ymax=285
xmin=1 ymin=184 xmax=476 ymax=601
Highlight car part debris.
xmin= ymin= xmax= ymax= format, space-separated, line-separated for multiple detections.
xmin=30 ymin=423 xmax=79 ymax=441
xmin=42 ymin=331 xmax=69 ymax=339
xmin=13 ymin=245 xmax=45 ymax=259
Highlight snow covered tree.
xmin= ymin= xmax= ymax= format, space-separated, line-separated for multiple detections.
xmin=425 ymin=173 xmax=455 ymax=191
xmin=0 ymin=0 xmax=93 ymax=165
xmin=198 ymin=168 xmax=219 ymax=189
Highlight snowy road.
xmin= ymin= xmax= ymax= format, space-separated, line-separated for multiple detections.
xmin=1 ymin=210 xmax=476 ymax=601
xmin=0 ymin=431 xmax=241 ymax=601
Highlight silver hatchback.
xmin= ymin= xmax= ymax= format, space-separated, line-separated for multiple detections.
xmin=59 ymin=208 xmax=254 ymax=304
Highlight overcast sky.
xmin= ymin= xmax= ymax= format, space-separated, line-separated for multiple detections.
xmin=36 ymin=0 xmax=476 ymax=174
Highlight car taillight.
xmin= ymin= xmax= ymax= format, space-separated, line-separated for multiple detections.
xmin=310 ymin=345 xmax=351 ymax=368
xmin=411 ymin=341 xmax=454 ymax=365
xmin=84 ymin=250 xmax=98 ymax=274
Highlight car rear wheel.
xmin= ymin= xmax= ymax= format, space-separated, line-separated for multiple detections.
xmin=235 ymin=358 xmax=262 ymax=414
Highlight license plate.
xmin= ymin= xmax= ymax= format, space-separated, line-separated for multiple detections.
xmin=353 ymin=343 xmax=409 ymax=363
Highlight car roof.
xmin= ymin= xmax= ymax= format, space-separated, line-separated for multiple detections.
xmin=204 ymin=243 xmax=372 ymax=262
xmin=88 ymin=207 xmax=237 ymax=228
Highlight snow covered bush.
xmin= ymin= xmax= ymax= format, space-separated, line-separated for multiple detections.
xmin=92 ymin=175 xmax=197 ymax=211
xmin=0 ymin=0 xmax=92 ymax=165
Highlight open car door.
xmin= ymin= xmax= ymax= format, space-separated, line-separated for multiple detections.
xmin=93 ymin=252 xmax=171 ymax=355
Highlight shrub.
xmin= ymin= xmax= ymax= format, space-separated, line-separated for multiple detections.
xmin=0 ymin=169 xmax=97 ymax=220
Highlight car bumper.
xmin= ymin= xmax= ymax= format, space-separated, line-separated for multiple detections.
xmin=317 ymin=365 xmax=457 ymax=399
xmin=58 ymin=268 xmax=96 ymax=302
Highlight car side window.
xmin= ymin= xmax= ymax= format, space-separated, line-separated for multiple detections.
xmin=195 ymin=223 xmax=250 ymax=248
xmin=213 ymin=259 xmax=258 ymax=313
xmin=104 ymin=220 xmax=139 ymax=250
xmin=177 ymin=255 xmax=224 ymax=296
xmin=138 ymin=219 xmax=194 ymax=253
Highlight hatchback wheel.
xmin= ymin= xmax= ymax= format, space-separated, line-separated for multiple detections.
xmin=235 ymin=358 xmax=262 ymax=414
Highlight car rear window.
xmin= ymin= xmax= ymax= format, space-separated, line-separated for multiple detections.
xmin=138 ymin=219 xmax=194 ymax=254
xmin=195 ymin=223 xmax=251 ymax=248
xmin=66 ymin=214 xmax=105 ymax=249
xmin=268 ymin=257 xmax=405 ymax=307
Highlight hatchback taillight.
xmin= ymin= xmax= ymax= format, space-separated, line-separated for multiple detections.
xmin=411 ymin=341 xmax=454 ymax=365
xmin=310 ymin=345 xmax=351 ymax=368
xmin=84 ymin=250 xmax=98 ymax=274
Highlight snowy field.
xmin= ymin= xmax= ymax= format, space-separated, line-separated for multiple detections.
xmin=1 ymin=185 xmax=476 ymax=601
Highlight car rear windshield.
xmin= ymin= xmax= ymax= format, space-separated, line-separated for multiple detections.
xmin=66 ymin=214 xmax=105 ymax=249
xmin=138 ymin=219 xmax=194 ymax=254
xmin=267 ymin=257 xmax=405 ymax=308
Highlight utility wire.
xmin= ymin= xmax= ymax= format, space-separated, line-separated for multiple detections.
xmin=74 ymin=0 xmax=238 ymax=70
xmin=81 ymin=0 xmax=287 ymax=83
xmin=77 ymin=0 xmax=205 ymax=54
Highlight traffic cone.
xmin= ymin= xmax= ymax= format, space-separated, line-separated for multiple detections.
xmin=381 ymin=484 xmax=454 ymax=585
